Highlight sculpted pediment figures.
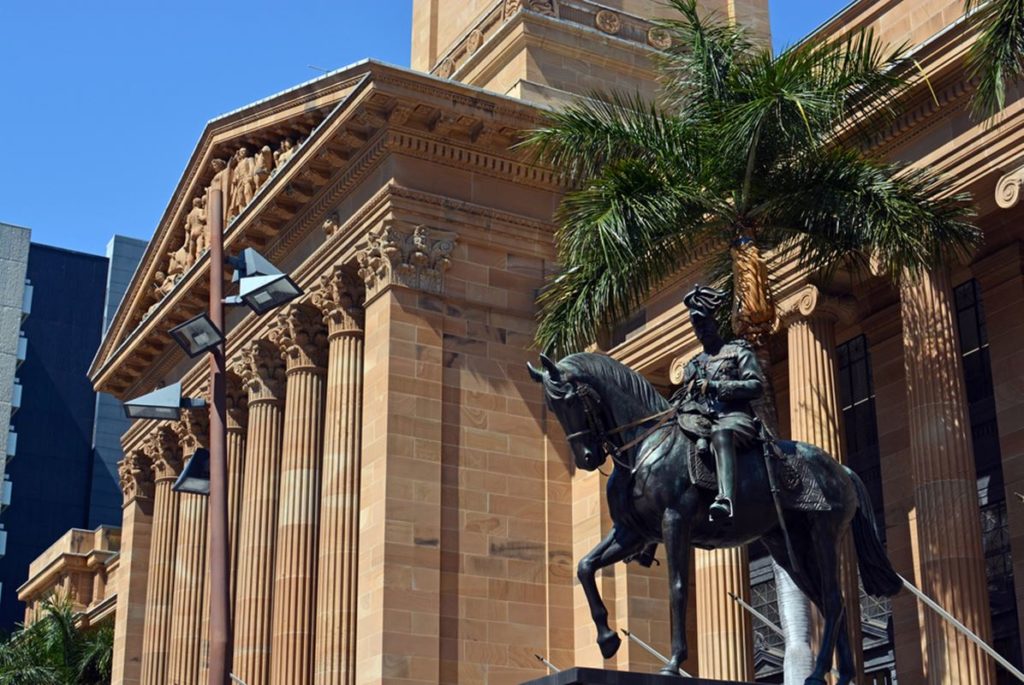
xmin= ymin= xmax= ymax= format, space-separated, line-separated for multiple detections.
xmin=147 ymin=135 xmax=306 ymax=316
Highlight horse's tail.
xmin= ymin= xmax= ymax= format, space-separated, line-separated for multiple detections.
xmin=847 ymin=467 xmax=902 ymax=597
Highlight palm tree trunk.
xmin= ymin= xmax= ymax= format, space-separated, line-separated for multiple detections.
xmin=730 ymin=239 xmax=816 ymax=685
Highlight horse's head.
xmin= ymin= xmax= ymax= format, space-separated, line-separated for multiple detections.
xmin=528 ymin=353 xmax=609 ymax=471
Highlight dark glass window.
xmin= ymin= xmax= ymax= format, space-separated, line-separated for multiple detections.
xmin=837 ymin=335 xmax=885 ymax=535
xmin=837 ymin=336 xmax=895 ymax=679
xmin=751 ymin=556 xmax=783 ymax=682
xmin=954 ymin=278 xmax=1021 ymax=683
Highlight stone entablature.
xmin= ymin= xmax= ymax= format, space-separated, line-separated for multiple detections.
xmin=18 ymin=526 xmax=121 ymax=627
xmin=89 ymin=62 xmax=553 ymax=399
xmin=430 ymin=0 xmax=670 ymax=82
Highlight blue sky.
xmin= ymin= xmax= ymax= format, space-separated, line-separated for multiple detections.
xmin=0 ymin=0 xmax=849 ymax=256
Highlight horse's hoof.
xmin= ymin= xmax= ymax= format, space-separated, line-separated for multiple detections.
xmin=803 ymin=678 xmax=828 ymax=685
xmin=598 ymin=631 xmax=621 ymax=659
xmin=658 ymin=666 xmax=683 ymax=678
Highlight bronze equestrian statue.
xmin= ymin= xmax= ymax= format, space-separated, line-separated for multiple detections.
xmin=528 ymin=285 xmax=901 ymax=685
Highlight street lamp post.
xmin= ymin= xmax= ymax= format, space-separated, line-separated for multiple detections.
xmin=125 ymin=188 xmax=301 ymax=685
xmin=207 ymin=188 xmax=232 ymax=685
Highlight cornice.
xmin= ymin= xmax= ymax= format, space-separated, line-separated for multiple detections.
xmin=91 ymin=63 xmax=554 ymax=396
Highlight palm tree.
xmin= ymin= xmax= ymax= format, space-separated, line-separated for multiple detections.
xmin=0 ymin=598 xmax=113 ymax=685
xmin=522 ymin=0 xmax=980 ymax=358
xmin=521 ymin=3 xmax=980 ymax=683
xmin=966 ymin=0 xmax=1024 ymax=121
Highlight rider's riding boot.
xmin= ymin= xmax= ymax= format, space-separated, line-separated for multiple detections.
xmin=709 ymin=431 xmax=736 ymax=522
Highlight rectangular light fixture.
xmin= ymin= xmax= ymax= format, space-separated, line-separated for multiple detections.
xmin=169 ymin=312 xmax=224 ymax=358
xmin=123 ymin=382 xmax=207 ymax=421
xmin=172 ymin=448 xmax=211 ymax=495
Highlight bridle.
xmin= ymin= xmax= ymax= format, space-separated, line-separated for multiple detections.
xmin=563 ymin=380 xmax=676 ymax=472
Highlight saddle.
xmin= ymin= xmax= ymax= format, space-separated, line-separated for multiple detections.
xmin=677 ymin=411 xmax=831 ymax=513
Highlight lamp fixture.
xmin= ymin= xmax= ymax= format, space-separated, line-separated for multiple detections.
xmin=169 ymin=313 xmax=224 ymax=358
xmin=123 ymin=382 xmax=207 ymax=421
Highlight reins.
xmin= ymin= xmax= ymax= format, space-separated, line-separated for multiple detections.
xmin=565 ymin=380 xmax=676 ymax=472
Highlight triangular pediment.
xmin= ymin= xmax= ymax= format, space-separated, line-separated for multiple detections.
xmin=89 ymin=60 xmax=552 ymax=397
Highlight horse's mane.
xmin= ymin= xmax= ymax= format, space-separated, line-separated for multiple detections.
xmin=559 ymin=353 xmax=670 ymax=412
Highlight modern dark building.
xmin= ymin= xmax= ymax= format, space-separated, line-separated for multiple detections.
xmin=0 ymin=233 xmax=145 ymax=630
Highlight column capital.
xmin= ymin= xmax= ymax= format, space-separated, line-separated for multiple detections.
xmin=778 ymin=284 xmax=856 ymax=327
xmin=271 ymin=303 xmax=328 ymax=371
xmin=355 ymin=222 xmax=456 ymax=301
xmin=312 ymin=265 xmax=364 ymax=337
xmin=119 ymin=449 xmax=154 ymax=505
xmin=236 ymin=339 xmax=286 ymax=402
xmin=145 ymin=426 xmax=183 ymax=483
xmin=225 ymin=369 xmax=249 ymax=433
xmin=996 ymin=163 xmax=1024 ymax=209
xmin=174 ymin=404 xmax=209 ymax=455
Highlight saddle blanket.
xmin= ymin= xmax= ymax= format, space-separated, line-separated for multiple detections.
xmin=687 ymin=439 xmax=831 ymax=512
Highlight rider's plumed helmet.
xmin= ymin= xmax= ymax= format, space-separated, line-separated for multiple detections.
xmin=682 ymin=284 xmax=727 ymax=319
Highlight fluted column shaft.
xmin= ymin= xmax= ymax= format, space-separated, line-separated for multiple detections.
xmin=270 ymin=305 xmax=327 ymax=685
xmin=113 ymin=450 xmax=154 ymax=685
xmin=167 ymin=492 xmax=209 ymax=685
xmin=900 ymin=269 xmax=994 ymax=685
xmin=314 ymin=270 xmax=364 ymax=685
xmin=786 ymin=295 xmax=864 ymax=682
xmin=139 ymin=433 xmax=181 ymax=685
xmin=695 ymin=548 xmax=754 ymax=679
xmin=233 ymin=340 xmax=285 ymax=685
xmin=226 ymin=390 xmax=248 ymax=607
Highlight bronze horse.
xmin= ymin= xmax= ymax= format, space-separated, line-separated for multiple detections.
xmin=528 ymin=352 xmax=900 ymax=685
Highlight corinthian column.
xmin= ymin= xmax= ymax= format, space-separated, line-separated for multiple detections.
xmin=111 ymin=448 xmax=154 ymax=685
xmin=225 ymin=372 xmax=248 ymax=606
xmin=167 ymin=410 xmax=210 ymax=685
xmin=139 ymin=427 xmax=182 ymax=685
xmin=312 ymin=267 xmax=365 ymax=685
xmin=270 ymin=303 xmax=328 ymax=685
xmin=781 ymin=285 xmax=863 ymax=683
xmin=233 ymin=340 xmax=286 ymax=685
xmin=900 ymin=269 xmax=994 ymax=685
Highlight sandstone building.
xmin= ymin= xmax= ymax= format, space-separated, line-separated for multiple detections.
xmin=25 ymin=0 xmax=1024 ymax=684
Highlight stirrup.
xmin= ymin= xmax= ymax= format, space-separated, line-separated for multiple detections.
xmin=709 ymin=496 xmax=733 ymax=521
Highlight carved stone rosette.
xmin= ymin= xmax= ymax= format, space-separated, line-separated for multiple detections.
xmin=356 ymin=223 xmax=456 ymax=300
xmin=119 ymin=450 xmax=155 ymax=505
xmin=595 ymin=9 xmax=621 ymax=34
xmin=271 ymin=303 xmax=329 ymax=371
xmin=312 ymin=266 xmax=365 ymax=337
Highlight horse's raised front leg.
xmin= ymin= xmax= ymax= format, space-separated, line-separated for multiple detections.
xmin=577 ymin=528 xmax=643 ymax=659
xmin=660 ymin=506 xmax=693 ymax=677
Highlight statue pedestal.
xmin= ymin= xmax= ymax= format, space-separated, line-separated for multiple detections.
xmin=522 ymin=667 xmax=755 ymax=685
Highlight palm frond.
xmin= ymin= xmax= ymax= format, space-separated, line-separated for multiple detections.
xmin=967 ymin=0 xmax=1024 ymax=121
xmin=655 ymin=0 xmax=754 ymax=113
xmin=517 ymin=91 xmax=699 ymax=185
xmin=536 ymin=160 xmax=716 ymax=354
xmin=758 ymin=148 xmax=979 ymax=280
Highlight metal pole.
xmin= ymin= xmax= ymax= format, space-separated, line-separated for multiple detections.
xmin=728 ymin=591 xmax=784 ymax=637
xmin=533 ymin=654 xmax=561 ymax=674
xmin=207 ymin=188 xmax=232 ymax=685
xmin=620 ymin=629 xmax=693 ymax=677
xmin=899 ymin=574 xmax=1024 ymax=683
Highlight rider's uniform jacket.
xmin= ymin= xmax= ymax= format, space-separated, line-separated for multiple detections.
xmin=672 ymin=339 xmax=765 ymax=446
